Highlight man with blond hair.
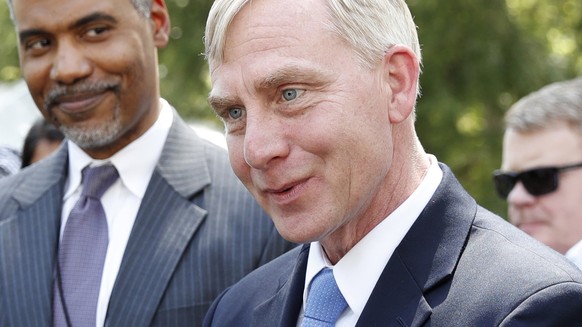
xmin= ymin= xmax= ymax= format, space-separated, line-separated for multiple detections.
xmin=202 ymin=0 xmax=582 ymax=325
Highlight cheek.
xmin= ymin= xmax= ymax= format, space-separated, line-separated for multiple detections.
xmin=227 ymin=137 xmax=250 ymax=181
xmin=20 ymin=60 xmax=50 ymax=106
xmin=550 ymin=195 xmax=580 ymax=225
xmin=548 ymin=181 xmax=582 ymax=214
xmin=507 ymin=206 xmax=522 ymax=226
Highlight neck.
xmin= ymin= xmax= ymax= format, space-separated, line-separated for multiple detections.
xmin=321 ymin=131 xmax=430 ymax=264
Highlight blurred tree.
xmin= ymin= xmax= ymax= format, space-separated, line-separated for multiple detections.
xmin=160 ymin=0 xmax=217 ymax=123
xmin=506 ymin=0 xmax=582 ymax=73
xmin=409 ymin=0 xmax=581 ymax=216
xmin=0 ymin=2 xmax=19 ymax=81
xmin=0 ymin=0 xmax=580 ymax=217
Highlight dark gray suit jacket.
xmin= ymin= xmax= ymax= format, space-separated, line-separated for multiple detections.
xmin=0 ymin=111 xmax=294 ymax=326
xmin=203 ymin=164 xmax=582 ymax=327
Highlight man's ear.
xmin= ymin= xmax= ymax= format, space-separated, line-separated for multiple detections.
xmin=382 ymin=45 xmax=420 ymax=124
xmin=150 ymin=0 xmax=171 ymax=48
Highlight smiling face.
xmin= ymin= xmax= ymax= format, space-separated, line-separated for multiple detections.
xmin=12 ymin=0 xmax=169 ymax=158
xmin=502 ymin=122 xmax=582 ymax=254
xmin=208 ymin=0 xmax=419 ymax=256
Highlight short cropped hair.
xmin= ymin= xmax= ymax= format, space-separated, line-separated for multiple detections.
xmin=204 ymin=0 xmax=421 ymax=72
xmin=505 ymin=77 xmax=582 ymax=133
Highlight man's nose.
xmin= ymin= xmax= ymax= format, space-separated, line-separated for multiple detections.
xmin=507 ymin=181 xmax=536 ymax=205
xmin=243 ymin=112 xmax=290 ymax=170
xmin=49 ymin=39 xmax=92 ymax=84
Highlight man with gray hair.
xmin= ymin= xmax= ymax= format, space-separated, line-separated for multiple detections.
xmin=202 ymin=0 xmax=582 ymax=325
xmin=0 ymin=0 xmax=293 ymax=325
xmin=494 ymin=77 xmax=582 ymax=269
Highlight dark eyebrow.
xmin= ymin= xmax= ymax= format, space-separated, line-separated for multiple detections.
xmin=19 ymin=12 xmax=118 ymax=43
xmin=19 ymin=28 xmax=46 ymax=43
xmin=71 ymin=12 xmax=118 ymax=30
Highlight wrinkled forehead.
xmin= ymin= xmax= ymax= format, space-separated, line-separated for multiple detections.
xmin=12 ymin=0 xmax=146 ymax=35
xmin=207 ymin=0 xmax=329 ymax=70
xmin=209 ymin=1 xmax=338 ymax=85
xmin=10 ymin=0 xmax=140 ymax=19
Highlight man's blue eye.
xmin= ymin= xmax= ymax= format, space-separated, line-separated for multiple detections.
xmin=228 ymin=107 xmax=243 ymax=119
xmin=282 ymin=89 xmax=298 ymax=101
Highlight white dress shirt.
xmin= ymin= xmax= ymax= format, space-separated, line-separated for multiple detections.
xmin=565 ymin=239 xmax=582 ymax=270
xmin=61 ymin=99 xmax=173 ymax=327
xmin=298 ymin=155 xmax=443 ymax=327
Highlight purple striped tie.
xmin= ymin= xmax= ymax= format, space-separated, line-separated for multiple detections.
xmin=53 ymin=164 xmax=118 ymax=327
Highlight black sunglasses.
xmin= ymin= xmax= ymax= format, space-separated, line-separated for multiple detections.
xmin=493 ymin=162 xmax=582 ymax=199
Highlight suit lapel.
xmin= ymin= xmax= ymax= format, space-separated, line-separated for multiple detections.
xmin=106 ymin=112 xmax=211 ymax=326
xmin=253 ymin=245 xmax=309 ymax=327
xmin=357 ymin=164 xmax=476 ymax=327
xmin=356 ymin=251 xmax=431 ymax=327
xmin=0 ymin=146 xmax=68 ymax=325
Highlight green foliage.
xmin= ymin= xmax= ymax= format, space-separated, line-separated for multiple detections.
xmin=507 ymin=0 xmax=582 ymax=73
xmin=160 ymin=0 xmax=218 ymax=126
xmin=408 ymin=0 xmax=581 ymax=216
xmin=1 ymin=0 xmax=581 ymax=218
xmin=0 ymin=1 xmax=19 ymax=81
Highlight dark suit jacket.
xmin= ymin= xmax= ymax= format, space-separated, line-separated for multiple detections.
xmin=0 ymin=110 xmax=294 ymax=326
xmin=203 ymin=164 xmax=582 ymax=327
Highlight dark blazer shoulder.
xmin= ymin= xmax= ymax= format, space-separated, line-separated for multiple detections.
xmin=416 ymin=164 xmax=582 ymax=325
xmin=219 ymin=245 xmax=303 ymax=300
xmin=204 ymin=245 xmax=305 ymax=326
xmin=359 ymin=164 xmax=582 ymax=326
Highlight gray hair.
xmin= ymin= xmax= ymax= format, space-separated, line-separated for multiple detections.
xmin=204 ymin=0 xmax=421 ymax=72
xmin=5 ymin=0 xmax=152 ymax=20
xmin=505 ymin=77 xmax=582 ymax=133
xmin=132 ymin=0 xmax=152 ymax=18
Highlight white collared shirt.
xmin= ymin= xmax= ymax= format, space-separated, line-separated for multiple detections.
xmin=61 ymin=99 xmax=173 ymax=327
xmin=565 ymin=239 xmax=582 ymax=270
xmin=298 ymin=155 xmax=443 ymax=327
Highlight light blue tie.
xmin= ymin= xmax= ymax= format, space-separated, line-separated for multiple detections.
xmin=302 ymin=268 xmax=348 ymax=327
xmin=53 ymin=164 xmax=119 ymax=327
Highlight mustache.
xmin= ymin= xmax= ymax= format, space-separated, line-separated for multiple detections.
xmin=44 ymin=81 xmax=119 ymax=111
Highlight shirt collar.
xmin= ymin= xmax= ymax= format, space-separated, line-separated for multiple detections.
xmin=304 ymin=155 xmax=443 ymax=316
xmin=65 ymin=99 xmax=173 ymax=200
xmin=565 ymin=239 xmax=582 ymax=269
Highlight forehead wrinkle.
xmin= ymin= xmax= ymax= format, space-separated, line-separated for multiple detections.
xmin=224 ymin=34 xmax=300 ymax=64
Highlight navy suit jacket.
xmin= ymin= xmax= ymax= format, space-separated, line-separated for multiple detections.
xmin=204 ymin=164 xmax=582 ymax=326
xmin=0 ymin=110 xmax=294 ymax=326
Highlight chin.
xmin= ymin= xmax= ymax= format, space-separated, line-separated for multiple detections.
xmin=61 ymin=120 xmax=123 ymax=149
xmin=275 ymin=218 xmax=327 ymax=244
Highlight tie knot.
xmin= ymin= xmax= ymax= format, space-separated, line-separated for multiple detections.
xmin=81 ymin=164 xmax=119 ymax=199
xmin=302 ymin=268 xmax=348 ymax=326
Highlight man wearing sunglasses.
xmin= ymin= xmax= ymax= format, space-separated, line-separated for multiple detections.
xmin=495 ymin=77 xmax=582 ymax=269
